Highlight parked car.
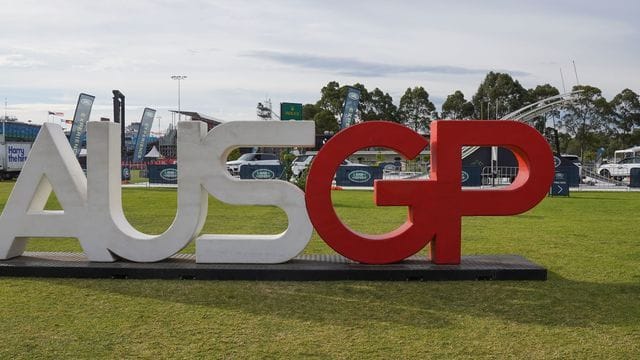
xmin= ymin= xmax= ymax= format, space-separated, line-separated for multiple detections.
xmin=597 ymin=156 xmax=640 ymax=179
xmin=291 ymin=155 xmax=315 ymax=177
xmin=290 ymin=154 xmax=367 ymax=177
xmin=226 ymin=153 xmax=280 ymax=176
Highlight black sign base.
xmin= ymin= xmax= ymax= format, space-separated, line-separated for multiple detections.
xmin=0 ymin=252 xmax=546 ymax=281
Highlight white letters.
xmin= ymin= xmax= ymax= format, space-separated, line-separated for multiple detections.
xmin=0 ymin=124 xmax=111 ymax=260
xmin=85 ymin=121 xmax=209 ymax=262
xmin=0 ymin=120 xmax=316 ymax=263
xmin=194 ymin=121 xmax=315 ymax=263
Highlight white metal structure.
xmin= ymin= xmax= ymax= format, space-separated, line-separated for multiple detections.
xmin=460 ymin=91 xmax=582 ymax=160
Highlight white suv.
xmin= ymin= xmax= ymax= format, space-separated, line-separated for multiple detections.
xmin=226 ymin=153 xmax=280 ymax=176
xmin=290 ymin=154 xmax=367 ymax=177
xmin=598 ymin=156 xmax=640 ymax=179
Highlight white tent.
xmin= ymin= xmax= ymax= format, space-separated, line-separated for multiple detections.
xmin=145 ymin=146 xmax=161 ymax=159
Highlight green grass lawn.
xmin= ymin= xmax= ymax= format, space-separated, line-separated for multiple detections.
xmin=0 ymin=180 xmax=639 ymax=358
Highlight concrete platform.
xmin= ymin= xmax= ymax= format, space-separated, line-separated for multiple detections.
xmin=0 ymin=252 xmax=546 ymax=281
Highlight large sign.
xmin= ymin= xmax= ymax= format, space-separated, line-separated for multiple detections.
xmin=0 ymin=120 xmax=554 ymax=265
xmin=132 ymin=108 xmax=156 ymax=162
xmin=148 ymin=164 xmax=178 ymax=184
xmin=5 ymin=143 xmax=31 ymax=169
xmin=68 ymin=93 xmax=95 ymax=156
xmin=335 ymin=166 xmax=382 ymax=187
xmin=280 ymin=103 xmax=303 ymax=121
xmin=239 ymin=164 xmax=284 ymax=180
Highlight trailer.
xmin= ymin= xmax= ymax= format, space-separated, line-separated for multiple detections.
xmin=0 ymin=142 xmax=32 ymax=180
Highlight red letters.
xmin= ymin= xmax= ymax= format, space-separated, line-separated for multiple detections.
xmin=305 ymin=121 xmax=554 ymax=265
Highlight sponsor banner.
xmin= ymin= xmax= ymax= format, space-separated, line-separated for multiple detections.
xmin=335 ymin=166 xmax=382 ymax=187
xmin=280 ymin=103 xmax=303 ymax=121
xmin=5 ymin=143 xmax=31 ymax=169
xmin=133 ymin=108 xmax=156 ymax=162
xmin=239 ymin=164 xmax=284 ymax=180
xmin=550 ymin=172 xmax=569 ymax=196
xmin=121 ymin=166 xmax=131 ymax=181
xmin=461 ymin=166 xmax=482 ymax=186
xmin=553 ymin=155 xmax=580 ymax=187
xmin=69 ymin=93 xmax=95 ymax=156
xmin=378 ymin=162 xmax=401 ymax=172
xmin=148 ymin=164 xmax=178 ymax=184
xmin=630 ymin=168 xmax=640 ymax=188
xmin=339 ymin=87 xmax=361 ymax=129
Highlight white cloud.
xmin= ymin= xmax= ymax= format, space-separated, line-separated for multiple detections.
xmin=0 ymin=0 xmax=638 ymax=126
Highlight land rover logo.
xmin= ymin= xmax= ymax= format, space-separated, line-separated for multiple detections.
xmin=160 ymin=168 xmax=178 ymax=181
xmin=348 ymin=92 xmax=360 ymax=101
xmin=461 ymin=171 xmax=469 ymax=183
xmin=80 ymin=98 xmax=93 ymax=106
xmin=252 ymin=168 xmax=275 ymax=179
xmin=553 ymin=156 xmax=561 ymax=168
xmin=383 ymin=164 xmax=396 ymax=171
xmin=348 ymin=170 xmax=371 ymax=183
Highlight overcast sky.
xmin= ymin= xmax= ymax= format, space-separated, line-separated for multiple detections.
xmin=1 ymin=0 xmax=639 ymax=129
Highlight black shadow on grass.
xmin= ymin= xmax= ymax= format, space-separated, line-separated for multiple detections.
xmin=41 ymin=271 xmax=640 ymax=329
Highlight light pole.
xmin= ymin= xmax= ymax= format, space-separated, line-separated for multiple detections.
xmin=171 ymin=75 xmax=187 ymax=122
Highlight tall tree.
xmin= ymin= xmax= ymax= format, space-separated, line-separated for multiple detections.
xmin=361 ymin=88 xmax=398 ymax=122
xmin=313 ymin=110 xmax=340 ymax=135
xmin=316 ymin=81 xmax=343 ymax=116
xmin=315 ymin=81 xmax=370 ymax=123
xmin=302 ymin=103 xmax=320 ymax=120
xmin=527 ymin=84 xmax=561 ymax=131
xmin=441 ymin=90 xmax=474 ymax=119
xmin=560 ymin=85 xmax=612 ymax=157
xmin=472 ymin=72 xmax=529 ymax=119
xmin=398 ymin=87 xmax=436 ymax=132
xmin=610 ymin=88 xmax=640 ymax=136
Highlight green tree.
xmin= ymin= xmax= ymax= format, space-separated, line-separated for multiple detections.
xmin=315 ymin=81 xmax=370 ymax=124
xmin=472 ymin=72 xmax=529 ymax=119
xmin=316 ymin=81 xmax=344 ymax=116
xmin=398 ymin=86 xmax=436 ymax=132
xmin=302 ymin=103 xmax=320 ymax=120
xmin=361 ymin=88 xmax=398 ymax=122
xmin=610 ymin=88 xmax=640 ymax=136
xmin=527 ymin=84 xmax=561 ymax=132
xmin=561 ymin=85 xmax=612 ymax=157
xmin=313 ymin=109 xmax=339 ymax=135
xmin=441 ymin=90 xmax=474 ymax=119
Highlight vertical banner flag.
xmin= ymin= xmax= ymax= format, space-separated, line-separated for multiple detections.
xmin=340 ymin=86 xmax=361 ymax=129
xmin=133 ymin=108 xmax=156 ymax=162
xmin=69 ymin=93 xmax=95 ymax=156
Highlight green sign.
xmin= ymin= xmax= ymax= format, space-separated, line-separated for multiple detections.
xmin=280 ymin=102 xmax=303 ymax=121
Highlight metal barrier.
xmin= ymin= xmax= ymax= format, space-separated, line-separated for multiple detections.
xmin=481 ymin=166 xmax=519 ymax=186
xmin=581 ymin=165 xmax=629 ymax=187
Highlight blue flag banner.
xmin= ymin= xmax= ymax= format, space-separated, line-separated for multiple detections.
xmin=340 ymin=87 xmax=361 ymax=129
xmin=133 ymin=108 xmax=156 ymax=162
xmin=69 ymin=93 xmax=95 ymax=156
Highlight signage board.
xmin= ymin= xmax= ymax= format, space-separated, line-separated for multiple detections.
xmin=5 ymin=143 xmax=31 ymax=170
xmin=280 ymin=103 xmax=303 ymax=121
xmin=132 ymin=108 xmax=156 ymax=162
xmin=339 ymin=87 xmax=361 ymax=128
xmin=239 ymin=164 xmax=284 ymax=179
xmin=335 ymin=166 xmax=382 ymax=187
xmin=68 ymin=93 xmax=95 ymax=156
xmin=148 ymin=164 xmax=178 ymax=184
xmin=550 ymin=172 xmax=569 ymax=196
xmin=0 ymin=120 xmax=553 ymax=266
